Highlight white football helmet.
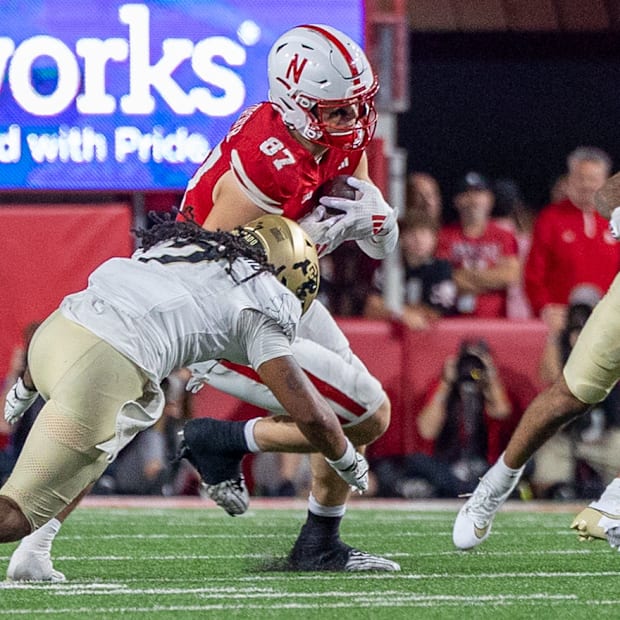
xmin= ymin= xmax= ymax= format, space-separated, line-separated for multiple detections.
xmin=268 ymin=24 xmax=379 ymax=151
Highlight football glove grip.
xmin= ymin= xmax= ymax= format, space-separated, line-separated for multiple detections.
xmin=609 ymin=207 xmax=620 ymax=240
xmin=318 ymin=177 xmax=398 ymax=259
xmin=298 ymin=205 xmax=348 ymax=257
xmin=325 ymin=437 xmax=369 ymax=494
xmin=4 ymin=377 xmax=38 ymax=425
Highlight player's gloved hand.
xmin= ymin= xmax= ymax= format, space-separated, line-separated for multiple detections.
xmin=325 ymin=438 xmax=369 ymax=494
xmin=185 ymin=361 xmax=218 ymax=394
xmin=298 ymin=205 xmax=348 ymax=257
xmin=4 ymin=377 xmax=38 ymax=425
xmin=319 ymin=177 xmax=398 ymax=258
xmin=609 ymin=207 xmax=620 ymax=240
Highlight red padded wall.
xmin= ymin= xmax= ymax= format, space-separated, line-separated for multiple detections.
xmin=0 ymin=204 xmax=133 ymax=380
xmin=396 ymin=319 xmax=548 ymax=458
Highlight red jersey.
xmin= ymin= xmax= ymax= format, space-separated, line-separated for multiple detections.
xmin=179 ymin=102 xmax=362 ymax=225
xmin=524 ymin=199 xmax=620 ymax=315
xmin=436 ymin=222 xmax=519 ymax=318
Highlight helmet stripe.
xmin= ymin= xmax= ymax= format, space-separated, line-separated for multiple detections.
xmin=300 ymin=24 xmax=361 ymax=79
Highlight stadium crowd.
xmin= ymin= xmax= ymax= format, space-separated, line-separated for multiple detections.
xmin=4 ymin=145 xmax=618 ymax=505
xmin=3 ymin=20 xmax=620 ymax=582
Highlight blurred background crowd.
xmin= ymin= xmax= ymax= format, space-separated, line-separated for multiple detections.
xmin=4 ymin=0 xmax=620 ymax=503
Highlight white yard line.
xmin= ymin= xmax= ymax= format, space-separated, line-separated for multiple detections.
xmin=78 ymin=497 xmax=587 ymax=513
xmin=0 ymin=594 xmax=610 ymax=616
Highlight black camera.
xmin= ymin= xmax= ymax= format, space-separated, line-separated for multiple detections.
xmin=456 ymin=340 xmax=488 ymax=384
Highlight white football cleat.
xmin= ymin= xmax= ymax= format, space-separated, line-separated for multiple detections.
xmin=7 ymin=545 xmax=65 ymax=582
xmin=453 ymin=476 xmax=517 ymax=550
xmin=199 ymin=476 xmax=249 ymax=516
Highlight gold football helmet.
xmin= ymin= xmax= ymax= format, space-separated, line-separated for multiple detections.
xmin=241 ymin=215 xmax=319 ymax=314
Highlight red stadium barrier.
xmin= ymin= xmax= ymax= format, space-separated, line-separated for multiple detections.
xmin=0 ymin=204 xmax=133 ymax=381
xmin=394 ymin=318 xmax=548 ymax=460
xmin=0 ymin=203 xmax=549 ymax=460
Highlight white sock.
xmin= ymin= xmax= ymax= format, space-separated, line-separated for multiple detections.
xmin=243 ymin=417 xmax=261 ymax=453
xmin=308 ymin=493 xmax=346 ymax=518
xmin=20 ymin=518 xmax=62 ymax=552
xmin=484 ymin=453 xmax=525 ymax=494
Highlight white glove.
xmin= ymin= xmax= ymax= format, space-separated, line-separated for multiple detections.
xmin=325 ymin=438 xmax=369 ymax=494
xmin=4 ymin=377 xmax=38 ymax=425
xmin=185 ymin=361 xmax=218 ymax=394
xmin=609 ymin=207 xmax=620 ymax=240
xmin=298 ymin=205 xmax=348 ymax=257
xmin=318 ymin=176 xmax=397 ymax=237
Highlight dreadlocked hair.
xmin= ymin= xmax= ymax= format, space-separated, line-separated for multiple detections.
xmin=133 ymin=210 xmax=276 ymax=283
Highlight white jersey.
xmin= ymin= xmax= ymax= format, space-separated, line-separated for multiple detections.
xmin=60 ymin=239 xmax=301 ymax=385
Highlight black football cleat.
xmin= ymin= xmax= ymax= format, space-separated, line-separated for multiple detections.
xmin=177 ymin=418 xmax=249 ymax=516
xmin=287 ymin=539 xmax=400 ymax=572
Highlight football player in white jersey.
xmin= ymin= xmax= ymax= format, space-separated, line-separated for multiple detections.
xmin=0 ymin=216 xmax=372 ymax=569
xmin=4 ymin=23 xmax=400 ymax=578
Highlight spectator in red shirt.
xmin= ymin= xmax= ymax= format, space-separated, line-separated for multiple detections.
xmin=524 ymin=146 xmax=620 ymax=331
xmin=436 ymin=172 xmax=520 ymax=318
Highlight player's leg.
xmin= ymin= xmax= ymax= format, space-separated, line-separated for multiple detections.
xmin=452 ymin=376 xmax=586 ymax=550
xmin=0 ymin=497 xmax=30 ymax=542
xmin=269 ymin=324 xmax=395 ymax=570
xmin=182 ymin=327 xmax=389 ymax=502
xmin=181 ymin=321 xmax=397 ymax=569
xmin=6 ymin=487 xmax=91 ymax=582
xmin=563 ymin=275 xmax=620 ymax=547
xmin=4 ymin=312 xmax=148 ymax=580
xmin=286 ymin=453 xmax=399 ymax=571
xmin=455 ymin=273 xmax=620 ymax=550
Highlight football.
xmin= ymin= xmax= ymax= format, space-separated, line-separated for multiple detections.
xmin=317 ymin=175 xmax=360 ymax=216
xmin=319 ymin=175 xmax=359 ymax=201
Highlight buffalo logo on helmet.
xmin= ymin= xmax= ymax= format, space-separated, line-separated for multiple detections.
xmin=240 ymin=215 xmax=320 ymax=314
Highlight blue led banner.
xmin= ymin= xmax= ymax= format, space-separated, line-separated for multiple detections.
xmin=0 ymin=1 xmax=363 ymax=190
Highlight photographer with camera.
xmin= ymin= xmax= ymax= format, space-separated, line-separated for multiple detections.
xmin=372 ymin=339 xmax=514 ymax=498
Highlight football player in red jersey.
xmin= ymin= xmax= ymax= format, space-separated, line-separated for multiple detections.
xmin=176 ymin=24 xmax=399 ymax=571
xmin=4 ymin=24 xmax=399 ymax=578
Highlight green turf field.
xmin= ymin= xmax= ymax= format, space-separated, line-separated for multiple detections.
xmin=0 ymin=500 xmax=618 ymax=619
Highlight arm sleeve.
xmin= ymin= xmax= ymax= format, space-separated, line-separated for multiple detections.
xmin=235 ymin=309 xmax=294 ymax=369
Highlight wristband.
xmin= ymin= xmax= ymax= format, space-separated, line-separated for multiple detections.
xmin=325 ymin=438 xmax=355 ymax=469
xmin=15 ymin=377 xmax=36 ymax=399
xmin=356 ymin=222 xmax=399 ymax=259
